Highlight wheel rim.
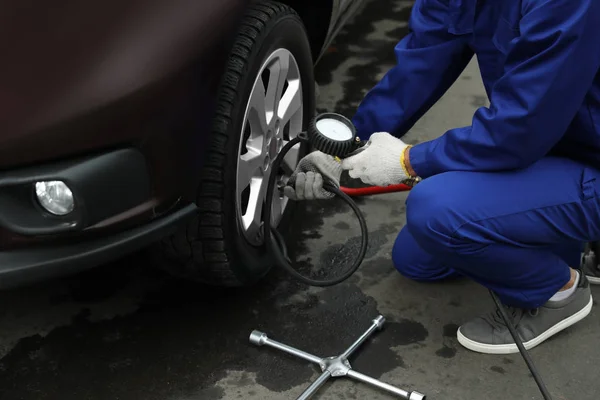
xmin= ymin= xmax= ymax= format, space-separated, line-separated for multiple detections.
xmin=236 ymin=48 xmax=304 ymax=246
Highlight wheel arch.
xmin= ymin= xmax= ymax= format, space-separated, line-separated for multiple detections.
xmin=277 ymin=0 xmax=334 ymax=61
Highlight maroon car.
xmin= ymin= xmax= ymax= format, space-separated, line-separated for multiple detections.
xmin=0 ymin=0 xmax=365 ymax=288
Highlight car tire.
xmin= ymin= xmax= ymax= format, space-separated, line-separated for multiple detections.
xmin=157 ymin=1 xmax=315 ymax=286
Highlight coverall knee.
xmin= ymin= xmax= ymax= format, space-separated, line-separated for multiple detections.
xmin=391 ymin=156 xmax=600 ymax=309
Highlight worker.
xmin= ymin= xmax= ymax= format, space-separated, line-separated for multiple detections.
xmin=285 ymin=0 xmax=600 ymax=355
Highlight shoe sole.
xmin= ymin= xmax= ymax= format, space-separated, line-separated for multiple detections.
xmin=457 ymin=296 xmax=593 ymax=355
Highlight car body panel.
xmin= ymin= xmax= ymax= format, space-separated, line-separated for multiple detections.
xmin=0 ymin=0 xmax=249 ymax=169
xmin=0 ymin=0 xmax=366 ymax=169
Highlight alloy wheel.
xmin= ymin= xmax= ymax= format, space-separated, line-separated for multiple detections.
xmin=236 ymin=48 xmax=304 ymax=246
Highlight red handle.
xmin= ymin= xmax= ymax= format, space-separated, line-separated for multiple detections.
xmin=339 ymin=183 xmax=412 ymax=196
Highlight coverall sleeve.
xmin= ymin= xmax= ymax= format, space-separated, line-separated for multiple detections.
xmin=409 ymin=0 xmax=600 ymax=178
xmin=351 ymin=0 xmax=473 ymax=140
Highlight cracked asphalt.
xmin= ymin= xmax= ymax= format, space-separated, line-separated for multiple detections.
xmin=1 ymin=1 xmax=599 ymax=399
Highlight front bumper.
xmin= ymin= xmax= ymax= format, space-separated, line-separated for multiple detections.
xmin=0 ymin=147 xmax=197 ymax=288
xmin=0 ymin=148 xmax=156 ymax=236
xmin=0 ymin=203 xmax=196 ymax=288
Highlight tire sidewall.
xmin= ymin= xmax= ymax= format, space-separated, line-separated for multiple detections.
xmin=222 ymin=13 xmax=315 ymax=282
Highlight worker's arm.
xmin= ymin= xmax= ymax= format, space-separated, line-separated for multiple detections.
xmin=351 ymin=0 xmax=473 ymax=140
xmin=408 ymin=0 xmax=600 ymax=178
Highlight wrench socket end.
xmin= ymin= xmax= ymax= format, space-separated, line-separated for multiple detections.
xmin=249 ymin=330 xmax=268 ymax=346
xmin=409 ymin=391 xmax=426 ymax=400
xmin=373 ymin=315 xmax=385 ymax=330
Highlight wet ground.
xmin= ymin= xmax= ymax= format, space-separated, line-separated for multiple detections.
xmin=1 ymin=1 xmax=599 ymax=399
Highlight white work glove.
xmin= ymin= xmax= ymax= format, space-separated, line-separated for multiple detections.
xmin=341 ymin=132 xmax=410 ymax=186
xmin=284 ymin=151 xmax=343 ymax=200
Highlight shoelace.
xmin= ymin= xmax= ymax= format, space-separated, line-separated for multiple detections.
xmin=491 ymin=305 xmax=539 ymax=327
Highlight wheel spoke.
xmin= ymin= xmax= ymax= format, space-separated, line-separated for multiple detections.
xmin=282 ymin=142 xmax=300 ymax=175
xmin=242 ymin=175 xmax=267 ymax=239
xmin=265 ymin=54 xmax=290 ymax=124
xmin=248 ymin=77 xmax=268 ymax=136
xmin=237 ymin=148 xmax=263 ymax=191
xmin=278 ymin=80 xmax=302 ymax=126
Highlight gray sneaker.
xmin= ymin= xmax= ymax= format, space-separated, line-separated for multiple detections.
xmin=457 ymin=271 xmax=593 ymax=354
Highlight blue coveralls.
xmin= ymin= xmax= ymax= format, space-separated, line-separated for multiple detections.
xmin=351 ymin=0 xmax=600 ymax=308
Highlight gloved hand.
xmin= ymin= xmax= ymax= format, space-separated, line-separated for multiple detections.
xmin=341 ymin=132 xmax=410 ymax=186
xmin=284 ymin=151 xmax=343 ymax=200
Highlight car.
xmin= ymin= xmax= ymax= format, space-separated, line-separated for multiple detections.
xmin=0 ymin=0 xmax=366 ymax=288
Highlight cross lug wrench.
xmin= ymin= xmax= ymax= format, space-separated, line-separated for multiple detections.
xmin=250 ymin=315 xmax=426 ymax=399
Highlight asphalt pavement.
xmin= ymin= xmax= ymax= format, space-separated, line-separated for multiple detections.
xmin=1 ymin=1 xmax=599 ymax=399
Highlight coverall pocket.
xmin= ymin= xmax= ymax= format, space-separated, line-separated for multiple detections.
xmin=581 ymin=166 xmax=599 ymax=202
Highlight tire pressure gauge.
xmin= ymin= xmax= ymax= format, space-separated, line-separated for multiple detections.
xmin=307 ymin=113 xmax=363 ymax=158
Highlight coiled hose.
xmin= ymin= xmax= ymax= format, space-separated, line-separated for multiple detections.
xmin=264 ymin=134 xmax=368 ymax=286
